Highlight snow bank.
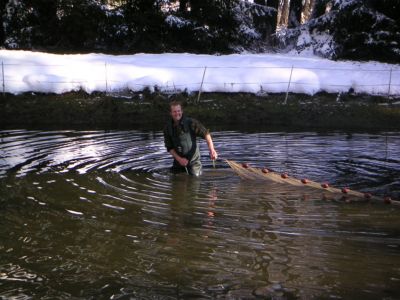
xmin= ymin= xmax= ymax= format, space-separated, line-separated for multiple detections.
xmin=1 ymin=50 xmax=399 ymax=96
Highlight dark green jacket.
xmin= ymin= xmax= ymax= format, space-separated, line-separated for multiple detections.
xmin=163 ymin=115 xmax=208 ymax=161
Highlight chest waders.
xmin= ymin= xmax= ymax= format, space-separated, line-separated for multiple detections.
xmin=167 ymin=117 xmax=202 ymax=176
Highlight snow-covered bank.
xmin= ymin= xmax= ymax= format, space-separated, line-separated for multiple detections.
xmin=1 ymin=50 xmax=399 ymax=96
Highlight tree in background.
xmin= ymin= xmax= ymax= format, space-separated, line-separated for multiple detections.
xmin=0 ymin=2 xmax=5 ymax=46
xmin=330 ymin=0 xmax=400 ymax=62
xmin=368 ymin=0 xmax=400 ymax=23
xmin=0 ymin=0 xmax=309 ymax=52
xmin=287 ymin=0 xmax=302 ymax=28
xmin=120 ymin=0 xmax=165 ymax=52
xmin=179 ymin=0 xmax=188 ymax=13
xmin=3 ymin=0 xmax=34 ymax=49
xmin=1 ymin=0 xmax=399 ymax=63
xmin=278 ymin=0 xmax=320 ymax=28
xmin=254 ymin=0 xmax=279 ymax=38
xmin=302 ymin=0 xmax=315 ymax=22
xmin=2 ymin=0 xmax=109 ymax=51
xmin=57 ymin=0 xmax=109 ymax=51
xmin=2 ymin=0 xmax=58 ymax=49
xmin=165 ymin=0 xmax=241 ymax=53
xmin=277 ymin=0 xmax=400 ymax=63
xmin=311 ymin=0 xmax=330 ymax=19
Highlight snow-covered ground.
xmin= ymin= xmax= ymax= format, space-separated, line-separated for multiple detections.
xmin=1 ymin=49 xmax=399 ymax=96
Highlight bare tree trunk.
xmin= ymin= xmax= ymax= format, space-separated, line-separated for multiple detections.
xmin=302 ymin=0 xmax=315 ymax=22
xmin=288 ymin=0 xmax=302 ymax=28
xmin=279 ymin=0 xmax=290 ymax=27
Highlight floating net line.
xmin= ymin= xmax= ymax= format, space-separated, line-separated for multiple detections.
xmin=226 ymin=159 xmax=398 ymax=205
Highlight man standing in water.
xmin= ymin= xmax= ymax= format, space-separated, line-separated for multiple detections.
xmin=164 ymin=101 xmax=218 ymax=176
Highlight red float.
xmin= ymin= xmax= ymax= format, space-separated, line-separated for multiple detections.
xmin=242 ymin=163 xmax=249 ymax=169
xmin=301 ymin=178 xmax=309 ymax=184
xmin=262 ymin=168 xmax=269 ymax=174
xmin=281 ymin=173 xmax=288 ymax=179
xmin=384 ymin=196 xmax=392 ymax=204
xmin=341 ymin=187 xmax=350 ymax=194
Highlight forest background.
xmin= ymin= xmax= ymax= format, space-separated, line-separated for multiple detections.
xmin=1 ymin=0 xmax=399 ymax=64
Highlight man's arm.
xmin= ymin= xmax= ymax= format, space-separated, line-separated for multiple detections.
xmin=190 ymin=118 xmax=218 ymax=160
xmin=205 ymin=133 xmax=218 ymax=160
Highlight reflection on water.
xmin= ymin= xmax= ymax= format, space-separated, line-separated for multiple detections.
xmin=0 ymin=130 xmax=400 ymax=299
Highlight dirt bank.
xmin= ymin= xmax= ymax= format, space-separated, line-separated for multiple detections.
xmin=1 ymin=91 xmax=400 ymax=131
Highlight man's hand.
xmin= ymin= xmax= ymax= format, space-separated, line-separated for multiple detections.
xmin=177 ymin=156 xmax=189 ymax=167
xmin=169 ymin=149 xmax=188 ymax=167
xmin=209 ymin=149 xmax=218 ymax=161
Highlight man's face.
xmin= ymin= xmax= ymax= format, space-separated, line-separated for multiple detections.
xmin=170 ymin=104 xmax=183 ymax=123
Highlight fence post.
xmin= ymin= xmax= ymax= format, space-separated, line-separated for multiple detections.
xmin=388 ymin=68 xmax=392 ymax=97
xmin=284 ymin=65 xmax=294 ymax=104
xmin=105 ymin=62 xmax=108 ymax=95
xmin=197 ymin=66 xmax=207 ymax=104
xmin=2 ymin=61 xmax=5 ymax=97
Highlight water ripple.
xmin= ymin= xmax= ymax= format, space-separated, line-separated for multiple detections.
xmin=1 ymin=129 xmax=400 ymax=299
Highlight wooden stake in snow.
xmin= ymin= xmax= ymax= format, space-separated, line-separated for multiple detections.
xmin=197 ymin=67 xmax=207 ymax=104
xmin=105 ymin=62 xmax=108 ymax=95
xmin=284 ymin=65 xmax=294 ymax=104
xmin=1 ymin=61 xmax=5 ymax=97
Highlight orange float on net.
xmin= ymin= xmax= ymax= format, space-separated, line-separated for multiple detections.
xmin=281 ymin=173 xmax=288 ymax=179
xmin=341 ymin=187 xmax=350 ymax=194
xmin=321 ymin=183 xmax=329 ymax=189
xmin=301 ymin=178 xmax=309 ymax=184
xmin=262 ymin=168 xmax=269 ymax=174
xmin=384 ymin=196 xmax=392 ymax=204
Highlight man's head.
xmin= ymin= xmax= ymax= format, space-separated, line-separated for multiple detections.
xmin=170 ymin=101 xmax=183 ymax=123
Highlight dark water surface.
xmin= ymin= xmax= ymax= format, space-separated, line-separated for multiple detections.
xmin=1 ymin=130 xmax=400 ymax=299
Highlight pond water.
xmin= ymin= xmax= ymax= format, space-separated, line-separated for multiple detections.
xmin=1 ymin=129 xmax=400 ymax=299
